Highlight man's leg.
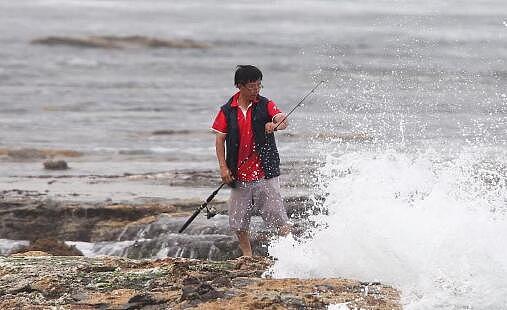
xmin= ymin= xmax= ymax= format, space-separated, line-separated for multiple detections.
xmin=236 ymin=230 xmax=253 ymax=256
xmin=229 ymin=181 xmax=254 ymax=256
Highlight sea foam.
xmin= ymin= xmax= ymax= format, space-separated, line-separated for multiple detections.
xmin=269 ymin=148 xmax=507 ymax=309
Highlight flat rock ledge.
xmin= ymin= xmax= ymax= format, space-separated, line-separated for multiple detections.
xmin=0 ymin=255 xmax=400 ymax=309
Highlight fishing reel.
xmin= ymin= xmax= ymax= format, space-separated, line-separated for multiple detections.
xmin=205 ymin=205 xmax=218 ymax=219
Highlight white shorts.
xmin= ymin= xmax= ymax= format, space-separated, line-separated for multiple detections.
xmin=228 ymin=177 xmax=289 ymax=232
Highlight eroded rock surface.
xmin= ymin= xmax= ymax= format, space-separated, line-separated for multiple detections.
xmin=0 ymin=193 xmax=321 ymax=260
xmin=0 ymin=198 xmax=180 ymax=242
xmin=0 ymin=255 xmax=400 ymax=309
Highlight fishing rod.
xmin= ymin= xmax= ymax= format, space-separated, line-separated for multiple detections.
xmin=178 ymin=80 xmax=325 ymax=234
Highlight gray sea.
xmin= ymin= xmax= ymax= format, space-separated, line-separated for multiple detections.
xmin=1 ymin=0 xmax=506 ymax=308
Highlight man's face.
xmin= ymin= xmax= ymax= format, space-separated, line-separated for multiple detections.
xmin=238 ymin=80 xmax=262 ymax=101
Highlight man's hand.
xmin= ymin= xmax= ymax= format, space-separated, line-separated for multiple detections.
xmin=220 ymin=166 xmax=234 ymax=184
xmin=266 ymin=114 xmax=288 ymax=133
xmin=265 ymin=122 xmax=278 ymax=134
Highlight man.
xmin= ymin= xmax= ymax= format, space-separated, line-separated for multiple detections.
xmin=211 ymin=65 xmax=292 ymax=257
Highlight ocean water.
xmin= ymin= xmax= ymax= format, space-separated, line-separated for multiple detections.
xmin=1 ymin=0 xmax=504 ymax=162
xmin=1 ymin=0 xmax=506 ymax=308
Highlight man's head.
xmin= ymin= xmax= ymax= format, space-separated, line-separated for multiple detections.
xmin=235 ymin=65 xmax=263 ymax=101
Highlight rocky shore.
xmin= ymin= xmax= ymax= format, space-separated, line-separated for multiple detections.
xmin=0 ymin=254 xmax=400 ymax=309
xmin=0 ymin=157 xmax=400 ymax=308
xmin=0 ymin=185 xmax=321 ymax=260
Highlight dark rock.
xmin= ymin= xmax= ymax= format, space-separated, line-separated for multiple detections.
xmin=182 ymin=276 xmax=201 ymax=286
xmin=118 ymin=149 xmax=151 ymax=155
xmin=152 ymin=130 xmax=191 ymax=135
xmin=180 ymin=285 xmax=200 ymax=301
xmin=196 ymin=283 xmax=213 ymax=295
xmin=314 ymin=284 xmax=336 ymax=292
xmin=0 ymin=199 xmax=178 ymax=242
xmin=196 ymin=283 xmax=224 ymax=301
xmin=43 ymin=160 xmax=69 ymax=170
xmin=125 ymin=292 xmax=163 ymax=308
xmin=3 ymin=148 xmax=81 ymax=159
xmin=6 ymin=148 xmax=45 ymax=159
xmin=78 ymin=265 xmax=117 ymax=273
xmin=211 ymin=276 xmax=232 ymax=288
xmin=128 ymin=293 xmax=153 ymax=303
xmin=31 ymin=36 xmax=209 ymax=49
xmin=222 ymin=288 xmax=239 ymax=299
xmin=70 ymin=292 xmax=88 ymax=302
xmin=5 ymin=280 xmax=33 ymax=294
xmin=231 ymin=277 xmax=261 ymax=288
xmin=11 ymin=238 xmax=83 ymax=256
xmin=180 ymin=283 xmax=224 ymax=302
xmin=360 ymin=281 xmax=381 ymax=286
xmin=280 ymin=294 xmax=307 ymax=308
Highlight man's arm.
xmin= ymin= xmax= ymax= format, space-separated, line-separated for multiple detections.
xmin=215 ymin=133 xmax=234 ymax=184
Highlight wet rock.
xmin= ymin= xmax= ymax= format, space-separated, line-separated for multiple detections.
xmin=11 ymin=238 xmax=83 ymax=256
xmin=234 ymin=256 xmax=273 ymax=272
xmin=211 ymin=276 xmax=232 ymax=288
xmin=5 ymin=280 xmax=33 ymax=295
xmin=4 ymin=148 xmax=44 ymax=159
xmin=152 ymin=129 xmax=191 ymax=135
xmin=180 ymin=285 xmax=200 ymax=301
xmin=43 ymin=160 xmax=69 ymax=170
xmin=0 ymin=198 xmax=179 ymax=242
xmin=196 ymin=283 xmax=224 ymax=301
xmin=0 ymin=148 xmax=81 ymax=160
xmin=182 ymin=276 xmax=200 ymax=286
xmin=121 ymin=232 xmax=242 ymax=260
xmin=231 ymin=277 xmax=261 ymax=288
xmin=31 ymin=275 xmax=66 ymax=298
xmin=1 ymin=196 xmax=271 ymax=261
xmin=126 ymin=292 xmax=160 ymax=307
xmin=180 ymin=282 xmax=224 ymax=302
xmin=70 ymin=292 xmax=88 ymax=302
xmin=78 ymin=264 xmax=117 ymax=273
xmin=280 ymin=294 xmax=307 ymax=308
xmin=118 ymin=149 xmax=153 ymax=155
xmin=31 ymin=36 xmax=209 ymax=49
xmin=251 ymin=291 xmax=283 ymax=308
xmin=315 ymin=284 xmax=337 ymax=292
xmin=0 ymin=192 xmax=371 ymax=264
xmin=10 ymin=250 xmax=51 ymax=257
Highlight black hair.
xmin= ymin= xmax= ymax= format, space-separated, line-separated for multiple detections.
xmin=234 ymin=65 xmax=263 ymax=86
